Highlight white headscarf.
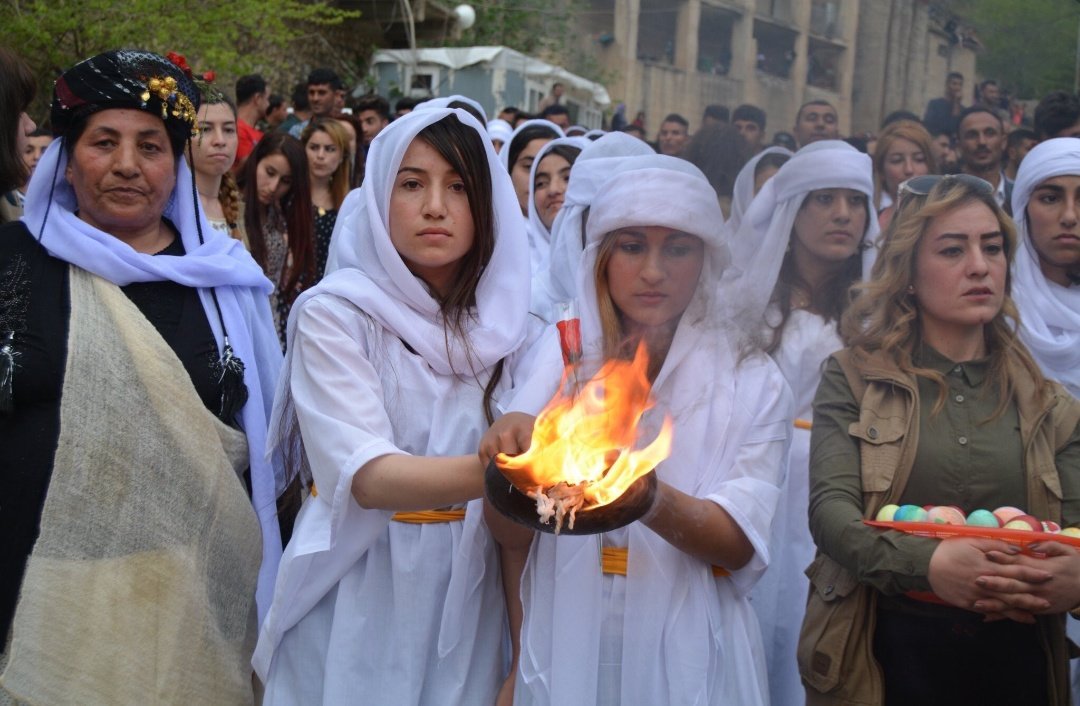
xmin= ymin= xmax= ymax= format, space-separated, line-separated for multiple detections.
xmin=724 ymin=140 xmax=877 ymax=326
xmin=726 ymin=146 xmax=793 ymax=237
xmin=22 ymin=138 xmax=285 ymax=622
xmin=524 ymin=136 xmax=590 ymax=285
xmin=415 ymin=94 xmax=489 ymax=125
xmin=497 ymin=118 xmax=566 ymax=171
xmin=486 ymin=118 xmax=513 ymax=147
xmin=311 ymin=107 xmax=530 ymax=376
xmin=538 ymin=132 xmax=668 ymax=320
xmin=516 ymin=162 xmax=791 ymax=705
xmin=1010 ymin=137 xmax=1080 ymax=397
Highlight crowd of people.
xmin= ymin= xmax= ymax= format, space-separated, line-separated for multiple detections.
xmin=2 ymin=45 xmax=1080 ymax=706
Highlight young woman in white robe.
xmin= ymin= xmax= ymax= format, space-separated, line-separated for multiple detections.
xmin=499 ymin=119 xmax=565 ymax=216
xmin=730 ymin=141 xmax=878 ymax=706
xmin=253 ymin=108 xmax=539 ymax=704
xmin=723 ymin=145 xmax=792 ymax=238
xmin=524 ymin=136 xmax=588 ymax=310
xmin=1007 ymin=137 xmax=1080 ymax=702
xmin=483 ymin=159 xmax=794 ymax=705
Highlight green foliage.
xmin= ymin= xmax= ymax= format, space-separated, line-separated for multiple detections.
xmin=0 ymin=0 xmax=359 ymax=120
xmin=443 ymin=0 xmax=577 ymax=58
xmin=440 ymin=0 xmax=612 ymax=85
xmin=948 ymin=0 xmax=1080 ymax=98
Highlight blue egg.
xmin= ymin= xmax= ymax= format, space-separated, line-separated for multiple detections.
xmin=966 ymin=509 xmax=1000 ymax=527
xmin=895 ymin=504 xmax=929 ymax=522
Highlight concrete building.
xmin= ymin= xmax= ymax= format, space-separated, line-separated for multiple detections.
xmin=567 ymin=0 xmax=978 ymax=138
xmin=851 ymin=0 xmax=979 ymax=134
xmin=332 ymin=0 xmax=980 ymax=139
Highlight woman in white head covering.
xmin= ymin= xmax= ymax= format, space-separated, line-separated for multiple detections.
xmin=729 ymin=140 xmax=876 ymax=706
xmin=524 ymin=136 xmax=589 ymax=305
xmin=725 ymin=145 xmax=793 ymax=237
xmin=538 ymin=132 xmax=676 ymax=321
xmin=254 ymin=107 xmax=534 ymax=704
xmin=499 ymin=119 xmax=565 ymax=215
xmin=1010 ymin=137 xmax=1080 ymax=398
xmin=483 ymin=159 xmax=793 ymax=705
xmin=416 ymin=94 xmax=489 ymax=125
xmin=487 ymin=118 xmax=514 ymax=153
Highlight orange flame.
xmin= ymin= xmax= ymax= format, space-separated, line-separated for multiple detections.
xmin=495 ymin=343 xmax=673 ymax=509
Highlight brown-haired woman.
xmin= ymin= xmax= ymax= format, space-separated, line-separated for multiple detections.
xmin=802 ymin=174 xmax=1080 ymax=705
xmin=253 ymin=108 xmax=534 ymax=703
xmin=301 ymin=117 xmax=351 ymax=277
xmin=872 ymin=120 xmax=937 ymax=230
xmin=0 ymin=47 xmax=37 ymax=222
xmin=188 ymin=91 xmax=247 ymax=246
xmin=243 ymin=132 xmax=315 ymax=345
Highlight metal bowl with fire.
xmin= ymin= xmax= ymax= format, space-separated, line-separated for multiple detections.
xmin=485 ymin=342 xmax=672 ymax=535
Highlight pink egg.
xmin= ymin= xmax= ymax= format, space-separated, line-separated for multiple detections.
xmin=927 ymin=506 xmax=966 ymax=525
xmin=1042 ymin=521 xmax=1061 ymax=533
xmin=992 ymin=506 xmax=1026 ymax=526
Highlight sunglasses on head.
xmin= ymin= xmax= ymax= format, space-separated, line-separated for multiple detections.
xmin=897 ymin=174 xmax=994 ymax=201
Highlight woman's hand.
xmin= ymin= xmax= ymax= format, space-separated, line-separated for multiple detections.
xmin=974 ymin=541 xmax=1080 ymax=616
xmin=928 ymin=538 xmax=1052 ymax=623
xmin=479 ymin=412 xmax=536 ymax=467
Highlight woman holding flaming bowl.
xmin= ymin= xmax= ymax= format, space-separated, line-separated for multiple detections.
xmin=482 ymin=156 xmax=794 ymax=705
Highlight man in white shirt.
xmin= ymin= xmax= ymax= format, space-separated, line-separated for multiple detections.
xmin=956 ymin=106 xmax=1013 ymax=213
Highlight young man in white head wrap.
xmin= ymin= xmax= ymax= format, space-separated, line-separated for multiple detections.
xmin=255 ymin=107 xmax=540 ymax=703
xmin=1009 ymin=137 xmax=1080 ymax=706
xmin=483 ymin=157 xmax=793 ymax=706
xmin=1010 ymin=137 xmax=1080 ymax=399
xmin=728 ymin=140 xmax=877 ymax=706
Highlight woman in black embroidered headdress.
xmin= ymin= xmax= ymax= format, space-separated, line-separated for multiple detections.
xmin=0 ymin=50 xmax=283 ymax=704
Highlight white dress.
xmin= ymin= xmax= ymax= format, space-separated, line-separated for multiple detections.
xmin=510 ymin=327 xmax=794 ymax=706
xmin=258 ymin=293 xmax=539 ymax=705
xmin=750 ymin=309 xmax=843 ymax=706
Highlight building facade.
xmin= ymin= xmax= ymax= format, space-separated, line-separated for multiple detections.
xmin=566 ymin=0 xmax=978 ymax=138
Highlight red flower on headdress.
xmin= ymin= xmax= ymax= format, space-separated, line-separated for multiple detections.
xmin=166 ymin=51 xmax=194 ymax=79
xmin=202 ymin=71 xmax=216 ymax=83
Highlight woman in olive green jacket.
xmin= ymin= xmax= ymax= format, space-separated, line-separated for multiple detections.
xmin=801 ymin=174 xmax=1080 ymax=706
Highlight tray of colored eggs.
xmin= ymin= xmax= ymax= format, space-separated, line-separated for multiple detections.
xmin=864 ymin=505 xmax=1080 ymax=551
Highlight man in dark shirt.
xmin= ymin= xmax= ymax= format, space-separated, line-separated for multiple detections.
xmin=923 ymin=71 xmax=965 ymax=138
xmin=1034 ymin=90 xmax=1080 ymax=139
